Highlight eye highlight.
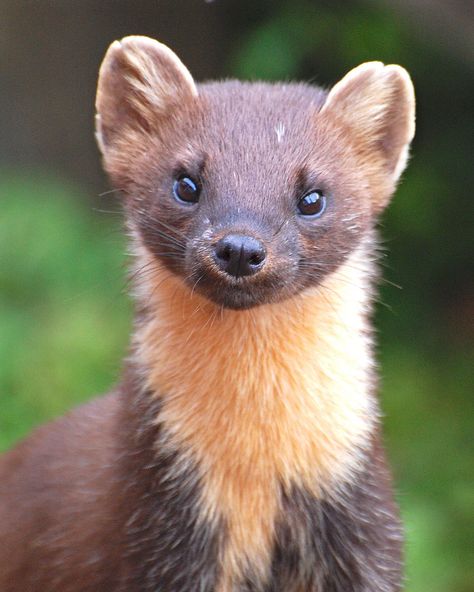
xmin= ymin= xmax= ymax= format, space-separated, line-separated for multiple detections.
xmin=173 ymin=175 xmax=201 ymax=204
xmin=297 ymin=191 xmax=326 ymax=218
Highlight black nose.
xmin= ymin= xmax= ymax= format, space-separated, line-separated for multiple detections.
xmin=214 ymin=234 xmax=266 ymax=278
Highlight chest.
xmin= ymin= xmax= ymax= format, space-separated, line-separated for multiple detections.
xmin=120 ymin=412 xmax=402 ymax=592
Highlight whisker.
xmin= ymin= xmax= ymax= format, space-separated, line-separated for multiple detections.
xmin=273 ymin=217 xmax=290 ymax=237
xmin=125 ymin=260 xmax=159 ymax=290
xmin=380 ymin=278 xmax=402 ymax=290
xmin=98 ymin=188 xmax=125 ymax=197
xmin=93 ymin=208 xmax=123 ymax=216
xmin=153 ymin=217 xmax=189 ymax=242
xmin=140 ymin=212 xmax=189 ymax=243
xmin=144 ymin=270 xmax=176 ymax=309
xmin=137 ymin=225 xmax=185 ymax=250
xmin=209 ymin=306 xmax=220 ymax=330
xmin=298 ymin=261 xmax=402 ymax=292
xmin=191 ymin=274 xmax=204 ymax=298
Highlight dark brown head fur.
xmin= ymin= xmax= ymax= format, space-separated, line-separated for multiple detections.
xmin=96 ymin=37 xmax=414 ymax=309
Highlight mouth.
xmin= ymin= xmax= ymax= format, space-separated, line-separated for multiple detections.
xmin=187 ymin=274 xmax=264 ymax=309
xmin=212 ymin=287 xmax=267 ymax=309
xmin=185 ymin=265 xmax=293 ymax=310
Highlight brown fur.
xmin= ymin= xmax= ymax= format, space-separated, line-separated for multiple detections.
xmin=0 ymin=36 xmax=415 ymax=591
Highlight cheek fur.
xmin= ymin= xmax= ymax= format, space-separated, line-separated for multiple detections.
xmin=131 ymin=197 xmax=197 ymax=278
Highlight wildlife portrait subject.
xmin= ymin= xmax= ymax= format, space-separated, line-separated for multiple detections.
xmin=0 ymin=36 xmax=415 ymax=591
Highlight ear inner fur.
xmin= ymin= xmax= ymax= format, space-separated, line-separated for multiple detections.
xmin=95 ymin=36 xmax=197 ymax=154
xmin=320 ymin=62 xmax=415 ymax=189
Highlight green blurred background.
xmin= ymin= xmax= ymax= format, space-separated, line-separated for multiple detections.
xmin=0 ymin=1 xmax=473 ymax=590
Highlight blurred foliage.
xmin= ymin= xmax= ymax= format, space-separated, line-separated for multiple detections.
xmin=0 ymin=1 xmax=473 ymax=591
xmin=0 ymin=173 xmax=131 ymax=447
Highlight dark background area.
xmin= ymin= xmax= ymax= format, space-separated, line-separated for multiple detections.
xmin=1 ymin=1 xmax=473 ymax=590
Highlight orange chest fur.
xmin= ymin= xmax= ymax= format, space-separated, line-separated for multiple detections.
xmin=134 ymin=246 xmax=376 ymax=586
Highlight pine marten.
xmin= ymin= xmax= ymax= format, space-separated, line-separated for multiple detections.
xmin=0 ymin=36 xmax=415 ymax=591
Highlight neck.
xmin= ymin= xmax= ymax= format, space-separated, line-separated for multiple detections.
xmin=131 ymin=236 xmax=378 ymax=586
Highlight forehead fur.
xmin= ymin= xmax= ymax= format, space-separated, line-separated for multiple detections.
xmin=194 ymin=81 xmax=325 ymax=176
xmin=199 ymin=81 xmax=327 ymax=149
xmin=183 ymin=81 xmax=373 ymax=211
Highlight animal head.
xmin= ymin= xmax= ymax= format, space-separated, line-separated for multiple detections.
xmin=96 ymin=36 xmax=415 ymax=309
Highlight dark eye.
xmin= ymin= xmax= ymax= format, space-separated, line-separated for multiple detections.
xmin=297 ymin=191 xmax=326 ymax=217
xmin=173 ymin=175 xmax=200 ymax=204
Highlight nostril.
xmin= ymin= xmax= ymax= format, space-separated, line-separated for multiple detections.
xmin=214 ymin=234 xmax=266 ymax=278
xmin=248 ymin=249 xmax=265 ymax=267
xmin=216 ymin=243 xmax=232 ymax=262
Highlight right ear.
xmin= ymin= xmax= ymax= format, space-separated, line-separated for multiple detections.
xmin=320 ymin=62 xmax=415 ymax=192
xmin=95 ymin=36 xmax=197 ymax=156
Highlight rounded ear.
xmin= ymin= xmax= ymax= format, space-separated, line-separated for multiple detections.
xmin=95 ymin=36 xmax=197 ymax=155
xmin=321 ymin=62 xmax=415 ymax=185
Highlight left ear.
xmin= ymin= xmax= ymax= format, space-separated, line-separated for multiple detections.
xmin=321 ymin=62 xmax=415 ymax=186
xmin=95 ymin=36 xmax=197 ymax=157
